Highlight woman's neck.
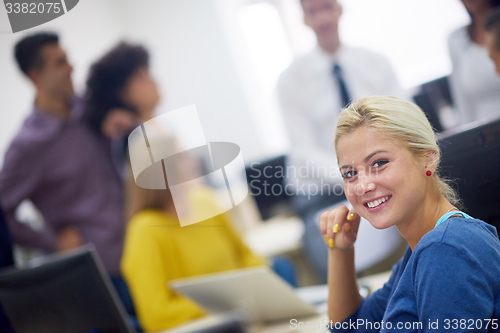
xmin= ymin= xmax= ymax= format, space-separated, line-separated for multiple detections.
xmin=163 ymin=203 xmax=177 ymax=218
xmin=396 ymin=193 xmax=457 ymax=251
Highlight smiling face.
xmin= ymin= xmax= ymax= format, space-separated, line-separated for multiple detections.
xmin=336 ymin=126 xmax=432 ymax=230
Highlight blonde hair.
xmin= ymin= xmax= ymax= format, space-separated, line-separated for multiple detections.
xmin=334 ymin=95 xmax=462 ymax=208
xmin=126 ymin=133 xmax=179 ymax=221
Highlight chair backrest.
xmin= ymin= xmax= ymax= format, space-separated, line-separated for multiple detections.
xmin=438 ymin=117 xmax=500 ymax=233
xmin=413 ymin=76 xmax=453 ymax=133
xmin=0 ymin=245 xmax=136 ymax=333
xmin=245 ymin=155 xmax=294 ymax=220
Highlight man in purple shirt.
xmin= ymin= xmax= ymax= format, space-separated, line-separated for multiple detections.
xmin=0 ymin=33 xmax=140 ymax=328
xmin=0 ymin=31 xmax=126 ymax=273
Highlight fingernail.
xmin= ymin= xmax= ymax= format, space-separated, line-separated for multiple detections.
xmin=345 ymin=225 xmax=350 ymax=232
xmin=329 ymin=238 xmax=334 ymax=248
xmin=347 ymin=213 xmax=354 ymax=220
xmin=324 ymin=234 xmax=328 ymax=241
xmin=333 ymin=224 xmax=339 ymax=233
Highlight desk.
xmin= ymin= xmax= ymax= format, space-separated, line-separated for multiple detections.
xmin=243 ymin=216 xmax=304 ymax=258
xmin=159 ymin=270 xmax=392 ymax=333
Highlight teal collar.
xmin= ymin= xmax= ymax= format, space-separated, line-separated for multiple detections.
xmin=434 ymin=211 xmax=473 ymax=229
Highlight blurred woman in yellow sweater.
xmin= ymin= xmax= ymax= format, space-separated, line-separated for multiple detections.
xmin=121 ymin=134 xmax=265 ymax=332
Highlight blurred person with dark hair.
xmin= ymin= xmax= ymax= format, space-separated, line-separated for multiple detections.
xmin=0 ymin=32 xmax=140 ymax=330
xmin=485 ymin=8 xmax=500 ymax=74
xmin=83 ymin=42 xmax=160 ymax=176
xmin=449 ymin=0 xmax=500 ymax=124
xmin=84 ymin=42 xmax=158 ymax=136
xmin=277 ymin=0 xmax=404 ymax=283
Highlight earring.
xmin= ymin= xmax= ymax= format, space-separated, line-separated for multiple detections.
xmin=426 ymin=170 xmax=432 ymax=176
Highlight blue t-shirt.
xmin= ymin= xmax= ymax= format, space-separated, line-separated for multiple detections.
xmin=331 ymin=217 xmax=500 ymax=332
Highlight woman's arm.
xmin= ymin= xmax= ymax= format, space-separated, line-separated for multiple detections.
xmin=320 ymin=205 xmax=406 ymax=330
xmin=320 ymin=205 xmax=363 ymax=323
xmin=327 ymin=247 xmax=362 ymax=323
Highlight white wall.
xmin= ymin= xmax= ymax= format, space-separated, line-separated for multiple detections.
xmin=0 ymin=0 xmax=268 ymax=167
xmin=338 ymin=0 xmax=470 ymax=89
xmin=118 ymin=0 xmax=268 ymax=162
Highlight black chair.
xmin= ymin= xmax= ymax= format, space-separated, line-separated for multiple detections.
xmin=0 ymin=204 xmax=14 ymax=333
xmin=438 ymin=117 xmax=500 ymax=233
xmin=413 ymin=76 xmax=454 ymax=133
xmin=0 ymin=245 xmax=135 ymax=333
xmin=245 ymin=155 xmax=294 ymax=220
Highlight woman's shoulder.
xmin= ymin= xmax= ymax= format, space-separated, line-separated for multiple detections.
xmin=415 ymin=217 xmax=500 ymax=260
xmin=407 ymin=218 xmax=500 ymax=294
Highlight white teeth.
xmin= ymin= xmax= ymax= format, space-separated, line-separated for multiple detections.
xmin=367 ymin=196 xmax=390 ymax=208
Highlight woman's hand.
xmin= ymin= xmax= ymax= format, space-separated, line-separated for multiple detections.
xmin=57 ymin=225 xmax=84 ymax=252
xmin=101 ymin=108 xmax=136 ymax=139
xmin=319 ymin=204 xmax=361 ymax=250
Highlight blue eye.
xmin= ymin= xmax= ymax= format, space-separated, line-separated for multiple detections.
xmin=372 ymin=159 xmax=388 ymax=168
xmin=342 ymin=169 xmax=357 ymax=180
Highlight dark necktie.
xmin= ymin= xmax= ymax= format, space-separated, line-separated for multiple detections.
xmin=332 ymin=63 xmax=352 ymax=109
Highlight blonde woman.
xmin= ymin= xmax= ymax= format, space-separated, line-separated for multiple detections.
xmin=320 ymin=96 xmax=500 ymax=331
xmin=121 ymin=134 xmax=265 ymax=332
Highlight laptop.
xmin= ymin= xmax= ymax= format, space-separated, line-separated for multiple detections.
xmin=0 ymin=245 xmax=136 ymax=333
xmin=170 ymin=266 xmax=319 ymax=323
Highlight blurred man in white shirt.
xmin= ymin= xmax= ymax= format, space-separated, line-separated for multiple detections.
xmin=277 ymin=0 xmax=404 ymax=282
